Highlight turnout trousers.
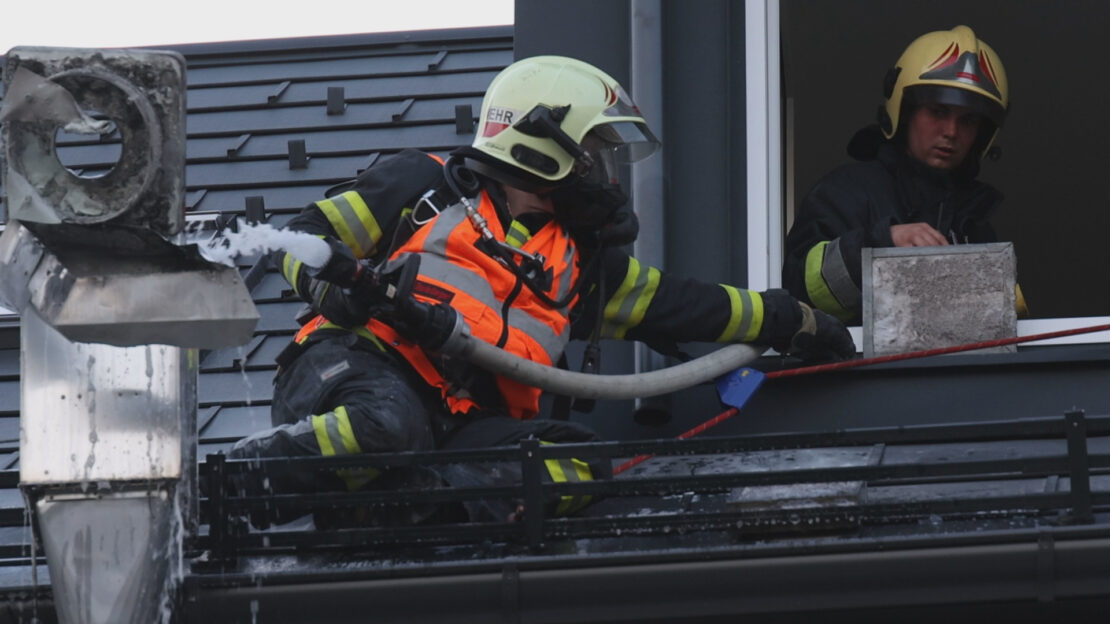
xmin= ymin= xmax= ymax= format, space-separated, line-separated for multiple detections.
xmin=227 ymin=332 xmax=608 ymax=523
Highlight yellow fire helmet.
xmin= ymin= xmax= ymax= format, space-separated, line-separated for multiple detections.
xmin=880 ymin=25 xmax=1009 ymax=152
xmin=467 ymin=55 xmax=660 ymax=192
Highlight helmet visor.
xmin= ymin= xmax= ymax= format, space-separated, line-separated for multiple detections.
xmin=904 ymin=84 xmax=1006 ymax=127
xmin=589 ymin=121 xmax=661 ymax=164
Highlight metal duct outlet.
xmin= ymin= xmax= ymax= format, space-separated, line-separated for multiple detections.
xmin=0 ymin=47 xmax=258 ymax=349
xmin=1 ymin=47 xmax=185 ymax=234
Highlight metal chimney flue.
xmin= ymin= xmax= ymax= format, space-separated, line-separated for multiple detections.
xmin=0 ymin=47 xmax=259 ymax=623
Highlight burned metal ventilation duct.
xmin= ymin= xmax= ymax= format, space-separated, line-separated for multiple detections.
xmin=0 ymin=46 xmax=258 ymax=348
xmin=0 ymin=47 xmax=259 ymax=624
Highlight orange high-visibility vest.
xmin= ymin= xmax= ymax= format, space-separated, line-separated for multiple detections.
xmin=297 ymin=187 xmax=580 ymax=419
xmin=370 ymin=190 xmax=579 ymax=419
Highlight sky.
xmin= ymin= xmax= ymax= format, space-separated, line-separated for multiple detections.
xmin=0 ymin=0 xmax=514 ymax=51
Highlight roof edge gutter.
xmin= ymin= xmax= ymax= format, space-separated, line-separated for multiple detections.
xmin=183 ymin=533 xmax=1110 ymax=623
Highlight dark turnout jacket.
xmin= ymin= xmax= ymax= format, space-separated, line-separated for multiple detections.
xmin=783 ymin=133 xmax=1003 ymax=325
xmin=276 ymin=149 xmax=801 ymax=415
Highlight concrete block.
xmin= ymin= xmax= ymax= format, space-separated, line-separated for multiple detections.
xmin=863 ymin=242 xmax=1016 ymax=357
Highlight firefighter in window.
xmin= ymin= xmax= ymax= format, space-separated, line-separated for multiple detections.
xmin=227 ymin=55 xmax=855 ymax=526
xmin=783 ymin=25 xmax=1026 ymax=325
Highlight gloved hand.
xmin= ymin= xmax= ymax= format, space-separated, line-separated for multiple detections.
xmin=309 ymin=238 xmax=365 ymax=288
xmin=597 ymin=205 xmax=639 ymax=247
xmin=302 ymin=239 xmax=378 ymax=328
xmin=395 ymin=299 xmax=461 ymax=351
xmin=758 ymin=289 xmax=856 ymax=363
xmin=550 ymin=178 xmax=628 ymax=232
xmin=314 ymin=282 xmax=377 ymax=328
xmin=789 ymin=302 xmax=857 ymax=363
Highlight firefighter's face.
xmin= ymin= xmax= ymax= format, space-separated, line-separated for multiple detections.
xmin=503 ymin=185 xmax=555 ymax=217
xmin=906 ymin=102 xmax=983 ymax=170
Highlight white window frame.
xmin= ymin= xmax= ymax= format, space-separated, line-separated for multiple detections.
xmin=743 ymin=0 xmax=1110 ymax=350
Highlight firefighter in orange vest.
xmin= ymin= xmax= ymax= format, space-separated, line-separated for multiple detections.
xmin=228 ymin=56 xmax=855 ymax=525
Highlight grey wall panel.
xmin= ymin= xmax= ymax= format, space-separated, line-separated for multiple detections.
xmin=652 ymin=2 xmax=750 ymax=428
xmin=513 ymin=0 xmax=630 ymax=83
xmin=660 ymin=0 xmax=747 ymax=284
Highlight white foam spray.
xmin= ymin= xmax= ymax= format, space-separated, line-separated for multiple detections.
xmin=199 ymin=222 xmax=332 ymax=270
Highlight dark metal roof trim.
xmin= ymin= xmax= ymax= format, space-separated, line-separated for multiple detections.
xmin=159 ymin=26 xmax=513 ymax=62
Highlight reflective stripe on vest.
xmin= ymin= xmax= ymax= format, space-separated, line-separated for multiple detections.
xmin=373 ymin=190 xmax=578 ymax=419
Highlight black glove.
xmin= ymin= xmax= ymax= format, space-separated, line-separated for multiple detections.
xmin=314 ymin=282 xmax=376 ymax=328
xmin=309 ymin=238 xmax=365 ymax=288
xmin=758 ymin=289 xmax=855 ymax=363
xmin=597 ymin=205 xmax=639 ymax=247
xmin=395 ymin=299 xmax=461 ymax=351
xmin=790 ymin=302 xmax=857 ymax=363
xmin=549 ymin=178 xmax=628 ymax=232
xmin=301 ymin=239 xmax=378 ymax=328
